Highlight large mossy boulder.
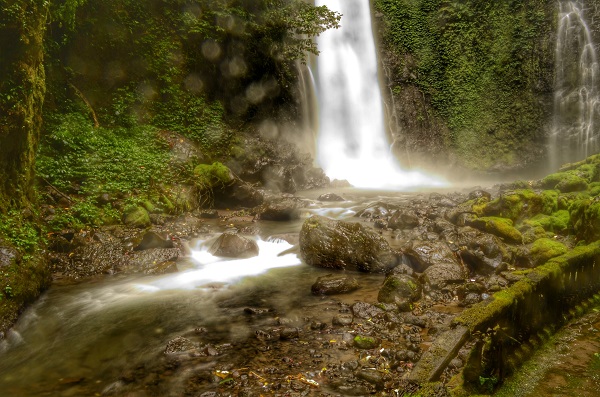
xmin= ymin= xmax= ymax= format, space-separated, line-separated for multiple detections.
xmin=541 ymin=171 xmax=588 ymax=192
xmin=122 ymin=206 xmax=151 ymax=228
xmin=299 ymin=215 xmax=399 ymax=272
xmin=570 ymin=197 xmax=600 ymax=242
xmin=519 ymin=238 xmax=567 ymax=267
xmin=194 ymin=162 xmax=233 ymax=189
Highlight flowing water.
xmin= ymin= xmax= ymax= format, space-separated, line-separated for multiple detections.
xmin=314 ymin=0 xmax=444 ymax=189
xmin=550 ymin=0 xmax=600 ymax=169
xmin=0 ymin=190 xmax=418 ymax=396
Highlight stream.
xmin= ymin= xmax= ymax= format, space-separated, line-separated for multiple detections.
xmin=1 ymin=188 xmax=599 ymax=396
xmin=0 ymin=189 xmax=425 ymax=396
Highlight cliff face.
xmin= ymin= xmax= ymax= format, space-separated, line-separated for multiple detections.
xmin=374 ymin=0 xmax=557 ymax=174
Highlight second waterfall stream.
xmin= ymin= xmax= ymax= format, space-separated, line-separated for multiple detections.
xmin=314 ymin=0 xmax=444 ymax=189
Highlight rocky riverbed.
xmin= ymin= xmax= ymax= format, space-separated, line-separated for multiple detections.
xmin=3 ymin=154 xmax=600 ymax=396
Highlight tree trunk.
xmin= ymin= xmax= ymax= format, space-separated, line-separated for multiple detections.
xmin=0 ymin=0 xmax=49 ymax=211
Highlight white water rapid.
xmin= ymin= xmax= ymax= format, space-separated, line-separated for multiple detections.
xmin=315 ymin=0 xmax=444 ymax=189
xmin=550 ymin=1 xmax=600 ymax=168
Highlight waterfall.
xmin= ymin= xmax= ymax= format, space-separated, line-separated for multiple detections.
xmin=550 ymin=1 xmax=600 ymax=168
xmin=314 ymin=0 xmax=443 ymax=188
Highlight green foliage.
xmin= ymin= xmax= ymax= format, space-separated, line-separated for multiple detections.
xmin=0 ymin=210 xmax=43 ymax=254
xmin=37 ymin=113 xmax=170 ymax=195
xmin=45 ymin=0 xmax=340 ymax=130
xmin=374 ymin=0 xmax=554 ymax=169
xmin=36 ymin=112 xmax=179 ymax=229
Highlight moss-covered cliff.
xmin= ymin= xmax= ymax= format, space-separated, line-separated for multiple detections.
xmin=374 ymin=0 xmax=557 ymax=173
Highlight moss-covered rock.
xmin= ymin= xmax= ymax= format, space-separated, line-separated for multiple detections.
xmin=570 ymin=197 xmax=600 ymax=242
xmin=299 ymin=215 xmax=399 ymax=273
xmin=194 ymin=162 xmax=233 ymax=189
xmin=353 ymin=335 xmax=380 ymax=349
xmin=541 ymin=171 xmax=588 ymax=192
xmin=529 ymin=238 xmax=567 ymax=267
xmin=0 ymin=244 xmax=50 ymax=335
xmin=122 ymin=206 xmax=151 ymax=228
xmin=377 ymin=274 xmax=421 ymax=305
xmin=468 ymin=217 xmax=522 ymax=243
xmin=483 ymin=190 xmax=545 ymax=221
xmin=523 ymin=210 xmax=570 ymax=235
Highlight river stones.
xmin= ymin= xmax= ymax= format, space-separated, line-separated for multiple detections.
xmin=299 ymin=215 xmax=399 ymax=272
xmin=423 ymin=262 xmax=467 ymax=289
xmin=209 ymin=232 xmax=258 ymax=258
xmin=317 ymin=192 xmax=345 ymax=202
xmin=377 ymin=274 xmax=421 ymax=305
xmin=133 ymin=231 xmax=174 ymax=251
xmin=254 ymin=197 xmax=305 ymax=221
xmin=403 ymin=240 xmax=458 ymax=273
xmin=128 ymin=250 xmax=180 ymax=274
xmin=352 ymin=302 xmax=384 ymax=319
xmin=388 ymin=209 xmax=420 ymax=230
xmin=164 ymin=336 xmax=197 ymax=354
xmin=454 ymin=226 xmax=509 ymax=274
xmin=311 ymin=274 xmax=359 ymax=295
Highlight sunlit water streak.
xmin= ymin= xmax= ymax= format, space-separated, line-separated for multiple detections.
xmin=137 ymin=238 xmax=301 ymax=291
xmin=315 ymin=0 xmax=445 ymax=189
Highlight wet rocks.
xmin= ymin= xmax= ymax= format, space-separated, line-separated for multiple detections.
xmin=209 ymin=232 xmax=259 ymax=258
xmin=254 ymin=197 xmax=305 ymax=221
xmin=352 ymin=302 xmax=384 ymax=319
xmin=318 ymin=192 xmax=345 ymax=202
xmin=133 ymin=231 xmax=174 ymax=251
xmin=300 ymin=215 xmax=399 ymax=272
xmin=377 ymin=274 xmax=421 ymax=306
xmin=423 ymin=262 xmax=466 ymax=289
xmin=311 ymin=274 xmax=360 ymax=295
xmin=454 ymin=227 xmax=509 ymax=274
xmin=388 ymin=209 xmax=420 ymax=230
xmin=128 ymin=249 xmax=180 ymax=274
xmin=403 ymin=240 xmax=458 ymax=273
xmin=164 ymin=336 xmax=197 ymax=354
xmin=332 ymin=314 xmax=353 ymax=326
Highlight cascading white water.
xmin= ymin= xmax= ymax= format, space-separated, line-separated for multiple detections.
xmin=550 ymin=1 xmax=600 ymax=168
xmin=315 ymin=0 xmax=443 ymax=188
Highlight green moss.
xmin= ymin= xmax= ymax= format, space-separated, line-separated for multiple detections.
xmin=483 ymin=190 xmax=543 ymax=221
xmin=122 ymin=205 xmax=151 ymax=228
xmin=194 ymin=162 xmax=233 ymax=189
xmin=0 ymin=252 xmax=50 ymax=334
xmin=525 ymin=210 xmax=570 ymax=234
xmin=542 ymin=171 xmax=588 ymax=192
xmin=530 ymin=238 xmax=567 ymax=266
xmin=569 ymin=198 xmax=600 ymax=242
xmin=471 ymin=216 xmax=523 ymax=243
xmin=540 ymin=190 xmax=559 ymax=214
xmin=353 ymin=335 xmax=380 ymax=349
xmin=589 ymin=182 xmax=600 ymax=197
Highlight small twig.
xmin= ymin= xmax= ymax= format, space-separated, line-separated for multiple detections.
xmin=40 ymin=176 xmax=74 ymax=204
xmin=69 ymin=83 xmax=100 ymax=128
